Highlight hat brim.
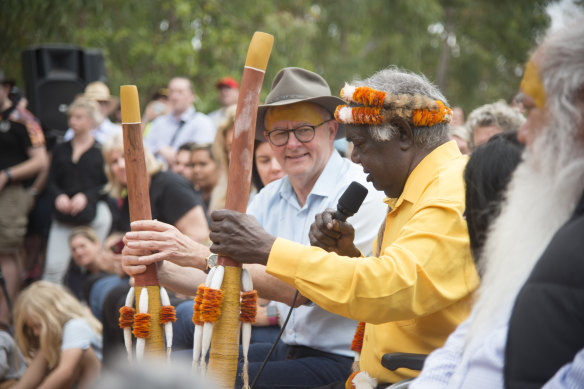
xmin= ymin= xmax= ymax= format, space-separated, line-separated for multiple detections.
xmin=255 ymin=95 xmax=345 ymax=141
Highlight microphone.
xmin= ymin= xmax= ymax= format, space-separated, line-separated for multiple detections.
xmin=334 ymin=181 xmax=369 ymax=222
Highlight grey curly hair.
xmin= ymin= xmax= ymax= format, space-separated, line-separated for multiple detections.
xmin=466 ymin=100 xmax=525 ymax=148
xmin=347 ymin=67 xmax=450 ymax=149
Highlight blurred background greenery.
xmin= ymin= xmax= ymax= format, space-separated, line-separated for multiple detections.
xmin=1 ymin=0 xmax=582 ymax=114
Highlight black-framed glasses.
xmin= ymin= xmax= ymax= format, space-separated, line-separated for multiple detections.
xmin=266 ymin=119 xmax=333 ymax=147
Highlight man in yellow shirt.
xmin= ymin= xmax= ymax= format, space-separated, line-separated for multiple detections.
xmin=210 ymin=67 xmax=480 ymax=387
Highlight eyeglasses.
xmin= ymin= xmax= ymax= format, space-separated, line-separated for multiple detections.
xmin=266 ymin=119 xmax=333 ymax=147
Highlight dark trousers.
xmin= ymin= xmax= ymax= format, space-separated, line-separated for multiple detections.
xmin=172 ymin=300 xmax=353 ymax=388
xmin=236 ymin=342 xmax=353 ymax=389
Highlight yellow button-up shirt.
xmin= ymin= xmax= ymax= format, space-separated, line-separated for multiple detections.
xmin=266 ymin=141 xmax=480 ymax=383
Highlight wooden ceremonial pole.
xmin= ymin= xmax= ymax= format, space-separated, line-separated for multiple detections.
xmin=120 ymin=86 xmax=165 ymax=357
xmin=207 ymin=32 xmax=274 ymax=388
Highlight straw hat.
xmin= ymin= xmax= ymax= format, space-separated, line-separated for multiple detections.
xmin=82 ymin=81 xmax=118 ymax=114
xmin=255 ymin=67 xmax=345 ymax=140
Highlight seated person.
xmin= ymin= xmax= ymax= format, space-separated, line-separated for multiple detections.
xmin=410 ymin=23 xmax=584 ymax=388
xmin=123 ymin=67 xmax=387 ymax=388
xmin=102 ymin=132 xmax=209 ymax=242
xmin=207 ymin=67 xmax=480 ymax=387
xmin=12 ymin=281 xmax=102 ymax=389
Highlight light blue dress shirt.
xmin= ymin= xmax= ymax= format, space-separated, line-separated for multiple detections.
xmin=409 ymin=304 xmax=511 ymax=389
xmin=247 ymin=151 xmax=387 ymax=357
xmin=543 ymin=348 xmax=584 ymax=389
xmin=144 ymin=106 xmax=216 ymax=156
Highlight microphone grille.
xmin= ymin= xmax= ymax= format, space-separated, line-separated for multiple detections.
xmin=338 ymin=182 xmax=369 ymax=215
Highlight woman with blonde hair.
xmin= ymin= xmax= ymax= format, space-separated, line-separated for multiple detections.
xmin=12 ymin=281 xmax=102 ymax=389
xmin=43 ymin=97 xmax=112 ymax=284
xmin=208 ymin=104 xmax=236 ymax=212
xmin=102 ymin=132 xmax=209 ymax=242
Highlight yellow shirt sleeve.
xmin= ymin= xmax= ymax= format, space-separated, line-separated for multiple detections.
xmin=266 ymin=198 xmax=478 ymax=324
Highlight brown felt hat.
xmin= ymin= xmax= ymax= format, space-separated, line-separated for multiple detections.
xmin=255 ymin=67 xmax=345 ymax=140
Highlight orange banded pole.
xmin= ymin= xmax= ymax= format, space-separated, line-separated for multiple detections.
xmin=120 ymin=86 xmax=165 ymax=357
xmin=207 ymin=32 xmax=274 ymax=388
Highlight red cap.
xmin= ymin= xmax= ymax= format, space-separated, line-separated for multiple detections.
xmin=216 ymin=77 xmax=239 ymax=90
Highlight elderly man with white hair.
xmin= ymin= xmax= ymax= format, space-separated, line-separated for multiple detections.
xmin=410 ymin=20 xmax=584 ymax=389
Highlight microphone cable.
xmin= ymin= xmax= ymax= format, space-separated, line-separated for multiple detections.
xmin=250 ymin=290 xmax=298 ymax=389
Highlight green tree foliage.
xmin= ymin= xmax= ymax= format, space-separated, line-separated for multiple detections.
xmin=1 ymin=0 xmax=564 ymax=117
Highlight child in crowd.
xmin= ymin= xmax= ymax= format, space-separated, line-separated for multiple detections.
xmin=12 ymin=281 xmax=102 ymax=389
xmin=0 ymin=323 xmax=26 ymax=389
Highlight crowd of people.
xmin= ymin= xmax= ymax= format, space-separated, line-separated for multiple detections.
xmin=0 ymin=18 xmax=583 ymax=389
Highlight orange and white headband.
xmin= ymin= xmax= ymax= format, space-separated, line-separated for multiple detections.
xmin=334 ymin=84 xmax=453 ymax=127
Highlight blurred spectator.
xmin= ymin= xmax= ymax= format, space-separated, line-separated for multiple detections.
xmin=466 ymin=100 xmax=525 ymax=149
xmin=251 ymin=139 xmax=285 ymax=191
xmin=144 ymin=77 xmax=215 ymax=166
xmin=464 ymin=132 xmax=524 ymax=272
xmin=0 ymin=69 xmax=48 ymax=325
xmin=451 ymin=106 xmax=465 ymax=127
xmin=13 ymin=281 xmax=102 ymax=389
xmin=141 ymin=88 xmax=170 ymax=136
xmin=63 ymin=81 xmax=122 ymax=144
xmin=103 ymin=133 xmax=209 ymax=243
xmin=208 ymin=77 xmax=239 ymax=128
xmin=190 ymin=143 xmax=219 ymax=219
xmin=43 ymin=97 xmax=112 ymax=284
xmin=6 ymin=85 xmax=52 ymax=285
xmin=63 ymin=227 xmax=112 ymax=303
xmin=449 ymin=125 xmax=471 ymax=154
xmin=0 ymin=322 xmax=26 ymax=387
xmin=209 ymin=104 xmax=236 ymax=213
xmin=172 ymin=142 xmax=196 ymax=182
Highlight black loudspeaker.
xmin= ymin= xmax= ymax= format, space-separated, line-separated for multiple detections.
xmin=21 ymin=44 xmax=107 ymax=138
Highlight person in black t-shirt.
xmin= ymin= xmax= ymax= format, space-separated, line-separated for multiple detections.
xmin=102 ymin=132 xmax=209 ymax=243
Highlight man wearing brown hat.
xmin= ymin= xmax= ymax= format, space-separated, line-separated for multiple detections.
xmin=122 ymin=67 xmax=386 ymax=388
xmin=63 ymin=81 xmax=122 ymax=144
xmin=208 ymin=68 xmax=479 ymax=387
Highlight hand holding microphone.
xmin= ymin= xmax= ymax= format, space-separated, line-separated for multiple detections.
xmin=309 ymin=182 xmax=368 ymax=257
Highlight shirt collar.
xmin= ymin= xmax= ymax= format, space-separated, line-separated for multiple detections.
xmin=177 ymin=106 xmax=196 ymax=123
xmin=389 ymin=140 xmax=463 ymax=209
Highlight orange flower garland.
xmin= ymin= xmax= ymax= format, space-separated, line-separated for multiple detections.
xmin=350 ymin=321 xmax=366 ymax=353
xmin=240 ymin=290 xmax=258 ymax=323
xmin=412 ymin=100 xmax=453 ymax=127
xmin=118 ymin=306 xmax=135 ymax=328
xmin=336 ymin=84 xmax=452 ymax=128
xmin=341 ymin=85 xmax=386 ymax=108
xmin=192 ymin=284 xmax=205 ymax=326
xmin=200 ymin=287 xmax=224 ymax=323
xmin=132 ymin=313 xmax=152 ymax=338
xmin=160 ymin=305 xmax=177 ymax=324
xmin=335 ymin=106 xmax=384 ymax=125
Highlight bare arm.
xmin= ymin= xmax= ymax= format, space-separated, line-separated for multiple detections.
xmin=175 ymin=205 xmax=210 ymax=244
xmin=36 ymin=348 xmax=83 ymax=389
xmin=123 ymin=220 xmax=209 ymax=295
xmin=12 ymin=350 xmax=49 ymax=389
xmin=0 ymin=146 xmax=47 ymax=192
xmin=157 ymin=260 xmax=206 ymax=296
